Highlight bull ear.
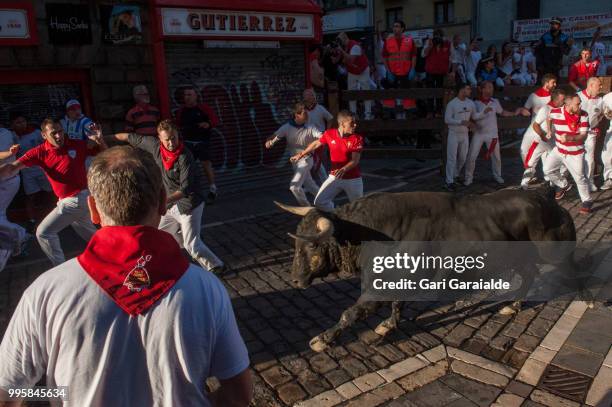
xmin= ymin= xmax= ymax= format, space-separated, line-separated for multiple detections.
xmin=286 ymin=217 xmax=335 ymax=243
xmin=275 ymin=201 xmax=314 ymax=217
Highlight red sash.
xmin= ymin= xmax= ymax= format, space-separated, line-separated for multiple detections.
xmin=78 ymin=226 xmax=189 ymax=315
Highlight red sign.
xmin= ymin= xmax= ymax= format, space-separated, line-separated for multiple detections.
xmin=0 ymin=2 xmax=38 ymax=46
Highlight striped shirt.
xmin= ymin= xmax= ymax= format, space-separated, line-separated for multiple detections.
xmin=550 ymin=107 xmax=589 ymax=155
xmin=125 ymin=103 xmax=161 ymax=136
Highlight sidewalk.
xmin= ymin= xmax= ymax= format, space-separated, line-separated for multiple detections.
xmin=1 ymin=155 xmax=611 ymax=407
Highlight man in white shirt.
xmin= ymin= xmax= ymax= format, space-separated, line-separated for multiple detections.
xmin=0 ymin=146 xmax=253 ymax=407
xmin=465 ymin=37 xmax=482 ymax=87
xmin=444 ymin=83 xmax=478 ymax=191
xmin=512 ymin=45 xmax=537 ymax=86
xmin=465 ymin=81 xmax=522 ymax=186
xmin=265 ymin=102 xmax=322 ymax=206
xmin=304 ymin=88 xmax=333 ymax=182
xmin=522 ymin=73 xmax=557 ymax=119
xmin=450 ymin=34 xmax=467 ymax=84
xmin=520 ymin=88 xmax=567 ymax=189
xmin=601 ymin=92 xmax=612 ymax=190
xmin=578 ymin=77 xmax=604 ymax=191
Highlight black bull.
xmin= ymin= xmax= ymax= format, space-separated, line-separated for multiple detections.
xmin=276 ymin=189 xmax=584 ymax=352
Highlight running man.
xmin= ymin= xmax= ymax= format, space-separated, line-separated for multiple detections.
xmin=265 ymin=102 xmax=322 ymax=207
xmin=577 ymin=77 xmax=604 ymax=191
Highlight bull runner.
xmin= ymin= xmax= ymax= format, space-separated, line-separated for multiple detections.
xmin=291 ymin=110 xmax=364 ymax=211
xmin=105 ymin=119 xmax=224 ymax=273
xmin=577 ymin=77 xmax=604 ymax=191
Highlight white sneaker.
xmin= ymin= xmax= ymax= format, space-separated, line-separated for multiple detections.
xmin=494 ymin=177 xmax=505 ymax=185
xmin=463 ymin=180 xmax=473 ymax=186
xmin=589 ymin=183 xmax=599 ymax=193
xmin=601 ymin=179 xmax=612 ymax=190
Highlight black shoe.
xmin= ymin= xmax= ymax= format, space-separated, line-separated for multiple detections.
xmin=206 ymin=190 xmax=217 ymax=204
xmin=445 ymin=183 xmax=457 ymax=192
xmin=210 ymin=264 xmax=226 ymax=275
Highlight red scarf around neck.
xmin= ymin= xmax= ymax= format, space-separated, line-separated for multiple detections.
xmin=78 ymin=225 xmax=189 ymax=315
xmin=160 ymin=142 xmax=184 ymax=171
xmin=480 ymin=97 xmax=492 ymax=104
xmin=534 ymin=88 xmax=551 ymax=97
xmin=547 ymin=100 xmax=556 ymax=107
xmin=563 ymin=107 xmax=580 ymax=133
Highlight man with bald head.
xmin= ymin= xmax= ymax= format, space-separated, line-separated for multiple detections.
xmin=125 ymin=84 xmax=160 ymax=136
xmin=0 ymin=146 xmax=252 ymax=406
xmin=578 ymin=77 xmax=604 ymax=191
xmin=304 ymin=88 xmax=333 ymax=183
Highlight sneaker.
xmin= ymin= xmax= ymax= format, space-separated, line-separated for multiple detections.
xmin=494 ymin=177 xmax=505 ymax=185
xmin=445 ymin=183 xmax=457 ymax=192
xmin=555 ymin=184 xmax=571 ymax=200
xmin=463 ymin=179 xmax=473 ymax=187
xmin=206 ymin=190 xmax=217 ymax=204
xmin=579 ymin=201 xmax=593 ymax=215
xmin=589 ymin=183 xmax=599 ymax=193
xmin=601 ymin=179 xmax=612 ymax=190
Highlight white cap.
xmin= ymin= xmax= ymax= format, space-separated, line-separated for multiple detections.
xmin=65 ymin=99 xmax=81 ymax=110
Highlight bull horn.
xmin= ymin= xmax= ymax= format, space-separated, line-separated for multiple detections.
xmin=286 ymin=217 xmax=335 ymax=242
xmin=274 ymin=201 xmax=314 ymax=217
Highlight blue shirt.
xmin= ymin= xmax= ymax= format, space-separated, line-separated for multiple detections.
xmin=61 ymin=115 xmax=93 ymax=141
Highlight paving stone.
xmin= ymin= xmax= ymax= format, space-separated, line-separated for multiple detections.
xmin=464 ymin=313 xmax=491 ymax=329
xmin=491 ymin=393 xmax=524 ymax=407
xmin=526 ymin=317 xmax=556 ymax=338
xmin=395 ymin=380 xmax=463 ymax=407
xmin=352 ymin=372 xmax=385 ymax=393
xmin=537 ymin=305 xmax=566 ymax=321
xmin=490 ymin=335 xmax=514 ymax=351
xmin=297 ymin=369 xmax=331 ymax=396
xmin=339 ymin=357 xmax=369 ymax=379
xmin=295 ymin=390 xmax=343 ymax=407
xmin=513 ymin=334 xmax=541 ymax=353
xmin=444 ymin=324 xmax=476 ymax=347
xmin=336 ymin=381 xmax=362 ymax=400
xmin=505 ymin=380 xmax=533 ymax=398
xmin=442 ymin=397 xmax=479 ymax=406
xmin=251 ymin=352 xmax=278 ymax=372
xmin=421 ymin=344 xmax=447 ymax=363
xmin=539 ymin=314 xmax=581 ymax=351
xmin=552 ymin=344 xmax=604 ymax=377
xmin=565 ymin=328 xmax=612 ymax=356
xmin=447 ymin=347 xmax=517 ymax=377
xmin=324 ymin=368 xmax=352 ymax=388
xmin=450 ymin=360 xmax=510 ymax=388
xmin=377 ymin=356 xmax=428 ymax=382
xmin=369 ymin=382 xmax=405 ymax=403
xmin=344 ymin=391 xmax=386 ymax=407
xmin=503 ymin=349 xmax=530 ymax=370
xmin=260 ymin=365 xmax=293 ymax=387
xmin=397 ymin=360 xmax=449 ymax=392
xmin=463 ymin=338 xmax=488 ymax=354
xmin=530 ymin=389 xmax=580 ymax=407
xmin=309 ymin=353 xmax=339 ymax=375
xmin=474 ymin=321 xmax=505 ymax=341
xmin=516 ymin=358 xmax=548 ymax=386
xmin=440 ymin=373 xmax=502 ymax=406
xmin=585 ymin=365 xmax=612 ymax=407
xmin=395 ymin=338 xmax=426 ymax=356
xmin=501 ymin=323 xmax=528 ymax=339
xmin=374 ymin=343 xmax=406 ymax=363
xmin=277 ymin=381 xmax=307 ymax=405
xmin=529 ymin=346 xmax=556 ymax=364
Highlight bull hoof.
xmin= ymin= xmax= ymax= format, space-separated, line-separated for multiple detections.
xmin=309 ymin=336 xmax=329 ymax=352
xmin=374 ymin=323 xmax=393 ymax=337
xmin=499 ymin=301 xmax=521 ymax=315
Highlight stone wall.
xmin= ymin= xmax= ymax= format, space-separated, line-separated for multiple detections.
xmin=0 ymin=0 xmax=155 ymax=133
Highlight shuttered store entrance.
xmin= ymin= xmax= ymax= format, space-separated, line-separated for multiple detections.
xmin=165 ymin=41 xmax=306 ymax=192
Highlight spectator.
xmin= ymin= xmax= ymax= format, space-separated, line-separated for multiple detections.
xmin=304 ymin=88 xmax=333 ymax=182
xmin=382 ymin=20 xmax=416 ymax=119
xmin=337 ymin=32 xmax=373 ymax=120
xmin=125 ymin=85 xmax=161 ymax=136
xmin=511 ymin=44 xmax=537 ymax=86
xmin=485 ymin=44 xmax=498 ymax=62
xmin=450 ymin=34 xmax=467 ymax=85
xmin=414 ymin=37 xmax=428 ymax=82
xmin=423 ymin=29 xmax=451 ymax=114
xmin=497 ymin=42 xmax=515 ymax=78
xmin=321 ymin=43 xmax=347 ymax=91
xmin=534 ymin=17 xmax=572 ymax=78
xmin=477 ymin=56 xmax=508 ymax=89
xmin=590 ymin=28 xmax=607 ymax=76
xmin=61 ymin=99 xmax=94 ymax=141
xmin=175 ymin=86 xmax=219 ymax=204
xmin=309 ymin=45 xmax=326 ymax=102
xmin=568 ymin=48 xmax=600 ymax=91
xmin=465 ymin=37 xmax=483 ymax=86
xmin=0 ymin=146 xmax=252 ymax=406
xmin=10 ymin=112 xmax=53 ymax=229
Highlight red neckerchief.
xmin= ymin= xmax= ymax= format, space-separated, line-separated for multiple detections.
xmin=563 ymin=106 xmax=580 ymax=133
xmin=78 ymin=225 xmax=189 ymax=315
xmin=534 ymin=88 xmax=551 ymax=97
xmin=547 ymin=100 xmax=556 ymax=107
xmin=14 ymin=126 xmax=37 ymax=137
xmin=160 ymin=142 xmax=184 ymax=171
xmin=480 ymin=97 xmax=491 ymax=105
xmin=581 ymin=89 xmax=596 ymax=100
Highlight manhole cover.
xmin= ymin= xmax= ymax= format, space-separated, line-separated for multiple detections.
xmin=538 ymin=364 xmax=592 ymax=403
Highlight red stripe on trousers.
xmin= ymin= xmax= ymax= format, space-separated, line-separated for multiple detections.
xmin=524 ymin=141 xmax=539 ymax=169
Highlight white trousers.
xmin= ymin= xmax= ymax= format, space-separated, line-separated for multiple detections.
xmin=159 ymin=202 xmax=222 ymax=271
xmin=583 ymin=133 xmax=598 ymax=185
xmin=543 ymin=148 xmax=591 ymax=203
xmin=37 ymin=189 xmax=97 ymax=266
xmin=602 ymin=130 xmax=612 ymax=181
xmin=446 ymin=132 xmax=469 ymax=184
xmin=465 ymin=133 xmax=501 ymax=183
xmin=511 ymin=72 xmax=536 ymax=86
xmin=0 ymin=176 xmax=26 ymax=255
xmin=290 ymin=156 xmax=320 ymax=207
xmin=520 ymin=135 xmax=552 ymax=183
xmin=348 ymin=68 xmax=373 ymax=118
xmin=314 ymin=175 xmax=363 ymax=211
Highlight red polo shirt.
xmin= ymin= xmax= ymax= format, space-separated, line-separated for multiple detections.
xmin=319 ymin=129 xmax=363 ymax=179
xmin=568 ymin=60 xmax=600 ymax=89
xmin=18 ymin=139 xmax=97 ymax=199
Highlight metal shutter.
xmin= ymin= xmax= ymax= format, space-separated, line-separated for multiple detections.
xmin=165 ymin=41 xmax=306 ymax=193
xmin=0 ymin=83 xmax=82 ymax=125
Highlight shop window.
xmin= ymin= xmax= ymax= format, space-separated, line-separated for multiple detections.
xmin=322 ymin=0 xmax=367 ymax=12
xmin=434 ymin=1 xmax=454 ymax=25
xmin=386 ymin=8 xmax=404 ymax=31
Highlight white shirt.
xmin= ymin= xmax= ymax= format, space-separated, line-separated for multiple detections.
xmin=0 ymin=128 xmax=18 ymax=166
xmin=524 ymin=91 xmax=551 ymax=121
xmin=473 ymin=99 xmax=504 ymax=136
xmin=499 ymin=55 xmax=514 ymax=75
xmin=514 ymin=51 xmax=535 ymax=74
xmin=578 ymin=90 xmax=604 ymax=134
xmin=450 ymin=43 xmax=467 ymax=65
xmin=523 ymin=104 xmax=553 ymax=144
xmin=306 ymin=105 xmax=333 ymax=132
xmin=603 ymin=92 xmax=612 ymax=133
xmin=591 ymin=42 xmax=607 ymax=76
xmin=272 ymin=122 xmax=322 ymax=155
xmin=465 ymin=50 xmax=482 ymax=76
xmin=444 ymin=97 xmax=477 ymax=136
xmin=0 ymin=260 xmax=249 ymax=407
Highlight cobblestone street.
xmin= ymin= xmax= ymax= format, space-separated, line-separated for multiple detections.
xmin=2 ymin=156 xmax=612 ymax=407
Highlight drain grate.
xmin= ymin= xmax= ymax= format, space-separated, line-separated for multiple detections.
xmin=538 ymin=364 xmax=592 ymax=403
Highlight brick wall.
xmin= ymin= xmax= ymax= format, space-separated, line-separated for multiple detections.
xmin=0 ymin=0 xmax=156 ymax=133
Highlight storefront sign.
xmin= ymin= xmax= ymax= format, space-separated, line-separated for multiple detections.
xmin=0 ymin=4 xmax=38 ymax=45
xmin=513 ymin=13 xmax=612 ymax=42
xmin=46 ymin=4 xmax=92 ymax=45
xmin=161 ymin=8 xmax=314 ymax=39
xmin=101 ymin=5 xmax=143 ymax=44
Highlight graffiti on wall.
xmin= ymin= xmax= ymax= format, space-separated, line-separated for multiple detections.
xmin=0 ymin=83 xmax=81 ymax=125
xmin=168 ymin=49 xmax=305 ymax=172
